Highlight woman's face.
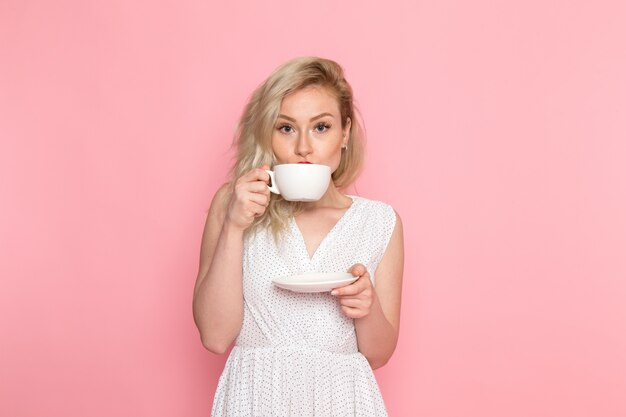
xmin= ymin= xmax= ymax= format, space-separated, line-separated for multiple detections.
xmin=271 ymin=85 xmax=350 ymax=172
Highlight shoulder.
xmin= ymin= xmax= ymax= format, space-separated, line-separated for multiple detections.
xmin=350 ymin=196 xmax=399 ymax=244
xmin=351 ymin=195 xmax=394 ymax=210
xmin=351 ymin=195 xmax=398 ymax=223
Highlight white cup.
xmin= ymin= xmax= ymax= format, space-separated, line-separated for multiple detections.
xmin=265 ymin=164 xmax=331 ymax=201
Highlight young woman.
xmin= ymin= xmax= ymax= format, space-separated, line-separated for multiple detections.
xmin=193 ymin=57 xmax=404 ymax=416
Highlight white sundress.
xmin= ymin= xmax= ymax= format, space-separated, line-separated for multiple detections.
xmin=211 ymin=195 xmax=397 ymax=417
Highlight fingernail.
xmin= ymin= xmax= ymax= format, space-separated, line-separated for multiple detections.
xmin=331 ymin=290 xmax=338 ymax=296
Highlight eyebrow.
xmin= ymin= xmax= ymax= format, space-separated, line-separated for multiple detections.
xmin=277 ymin=113 xmax=335 ymax=122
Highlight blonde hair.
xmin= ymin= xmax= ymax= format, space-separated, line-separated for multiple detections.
xmin=230 ymin=56 xmax=365 ymax=237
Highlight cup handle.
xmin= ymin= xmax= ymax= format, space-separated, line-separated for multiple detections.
xmin=265 ymin=170 xmax=280 ymax=194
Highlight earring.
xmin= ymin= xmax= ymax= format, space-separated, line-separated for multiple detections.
xmin=342 ymin=143 xmax=348 ymax=150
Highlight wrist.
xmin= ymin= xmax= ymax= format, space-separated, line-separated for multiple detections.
xmin=221 ymin=217 xmax=246 ymax=237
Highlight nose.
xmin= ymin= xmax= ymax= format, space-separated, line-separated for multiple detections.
xmin=295 ymin=132 xmax=312 ymax=157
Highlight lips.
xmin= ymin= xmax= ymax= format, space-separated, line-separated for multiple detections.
xmin=298 ymin=161 xmax=312 ymax=164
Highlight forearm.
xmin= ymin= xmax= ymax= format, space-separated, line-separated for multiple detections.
xmin=193 ymin=221 xmax=245 ymax=353
xmin=354 ymin=291 xmax=398 ymax=369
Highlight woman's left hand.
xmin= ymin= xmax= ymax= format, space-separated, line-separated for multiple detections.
xmin=331 ymin=264 xmax=375 ymax=319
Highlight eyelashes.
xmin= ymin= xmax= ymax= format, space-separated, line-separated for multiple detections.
xmin=277 ymin=124 xmax=294 ymax=134
xmin=314 ymin=123 xmax=331 ymax=133
xmin=276 ymin=122 xmax=332 ymax=134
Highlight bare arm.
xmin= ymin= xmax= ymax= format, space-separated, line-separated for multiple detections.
xmin=192 ymin=167 xmax=271 ymax=354
xmin=332 ymin=212 xmax=404 ymax=369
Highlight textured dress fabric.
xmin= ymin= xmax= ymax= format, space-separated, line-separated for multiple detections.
xmin=211 ymin=196 xmax=397 ymax=417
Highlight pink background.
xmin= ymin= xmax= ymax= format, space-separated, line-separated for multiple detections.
xmin=2 ymin=1 xmax=625 ymax=416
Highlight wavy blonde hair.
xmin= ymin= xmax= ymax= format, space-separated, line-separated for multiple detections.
xmin=229 ymin=56 xmax=365 ymax=238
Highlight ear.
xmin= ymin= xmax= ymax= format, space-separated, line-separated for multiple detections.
xmin=343 ymin=117 xmax=352 ymax=146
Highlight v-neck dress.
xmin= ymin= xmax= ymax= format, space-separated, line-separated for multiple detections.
xmin=211 ymin=196 xmax=397 ymax=417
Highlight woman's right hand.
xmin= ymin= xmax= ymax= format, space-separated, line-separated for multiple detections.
xmin=225 ymin=164 xmax=271 ymax=231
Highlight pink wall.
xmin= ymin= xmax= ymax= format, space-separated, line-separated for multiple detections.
xmin=2 ymin=1 xmax=625 ymax=416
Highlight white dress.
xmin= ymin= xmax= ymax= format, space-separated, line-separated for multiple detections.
xmin=211 ymin=196 xmax=397 ymax=417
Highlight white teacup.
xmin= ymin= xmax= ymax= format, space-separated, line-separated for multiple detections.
xmin=265 ymin=163 xmax=331 ymax=201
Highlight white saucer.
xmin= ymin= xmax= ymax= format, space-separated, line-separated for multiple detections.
xmin=272 ymin=272 xmax=358 ymax=293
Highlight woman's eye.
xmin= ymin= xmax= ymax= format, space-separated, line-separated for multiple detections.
xmin=314 ymin=123 xmax=331 ymax=133
xmin=278 ymin=124 xmax=294 ymax=133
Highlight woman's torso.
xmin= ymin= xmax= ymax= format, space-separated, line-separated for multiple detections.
xmin=235 ymin=195 xmax=396 ymax=351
